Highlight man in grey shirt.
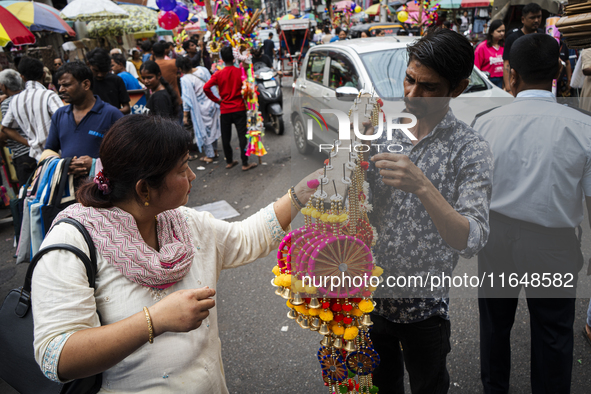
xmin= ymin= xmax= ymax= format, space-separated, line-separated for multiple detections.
xmin=472 ymin=34 xmax=591 ymax=394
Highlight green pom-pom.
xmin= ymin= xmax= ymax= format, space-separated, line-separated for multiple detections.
xmin=348 ymin=370 xmax=355 ymax=378
xmin=369 ymin=385 xmax=379 ymax=394
xmin=339 ymin=385 xmax=348 ymax=394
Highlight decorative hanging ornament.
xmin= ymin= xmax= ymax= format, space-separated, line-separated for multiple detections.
xmin=173 ymin=2 xmax=189 ymax=22
xmin=397 ymin=10 xmax=409 ymax=23
xmin=158 ymin=11 xmax=180 ymax=30
xmin=156 ymin=0 xmax=176 ymax=12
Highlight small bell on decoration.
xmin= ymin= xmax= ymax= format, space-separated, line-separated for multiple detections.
xmin=281 ymin=287 xmax=291 ymax=299
xmin=275 ymin=286 xmax=283 ymax=296
xmin=311 ymin=317 xmax=321 ymax=329
xmin=309 ymin=297 xmax=321 ymax=309
xmin=333 ymin=337 xmax=344 ymax=349
xmin=296 ymin=315 xmax=304 ymax=325
xmin=320 ymin=335 xmax=332 ymax=347
xmin=362 ymin=314 xmax=374 ymax=326
xmin=287 ymin=309 xmax=297 ymax=320
xmin=319 ymin=322 xmax=330 ymax=335
xmin=300 ymin=317 xmax=311 ymax=330
xmin=291 ymin=292 xmax=304 ymax=305
xmin=344 ymin=340 xmax=357 ymax=353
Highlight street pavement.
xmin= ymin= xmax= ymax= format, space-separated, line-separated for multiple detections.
xmin=1 ymin=80 xmax=591 ymax=393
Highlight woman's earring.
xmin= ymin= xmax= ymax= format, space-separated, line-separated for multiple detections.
xmin=144 ymin=192 xmax=150 ymax=207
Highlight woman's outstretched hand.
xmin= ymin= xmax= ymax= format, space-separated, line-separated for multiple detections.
xmin=149 ymin=287 xmax=216 ymax=336
xmin=294 ymin=168 xmax=323 ymax=207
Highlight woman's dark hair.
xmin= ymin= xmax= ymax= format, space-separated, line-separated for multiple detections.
xmin=17 ymin=57 xmax=44 ymax=82
xmin=486 ymin=19 xmax=505 ymax=47
xmin=220 ymin=46 xmax=234 ymax=63
xmin=77 ymin=115 xmax=190 ymax=208
xmin=55 ymin=61 xmax=94 ymax=90
xmin=140 ymin=61 xmax=181 ymax=116
xmin=86 ymin=48 xmax=111 ymax=72
xmin=510 ymin=33 xmax=559 ymax=85
xmin=407 ymin=28 xmax=474 ymax=91
xmin=176 ymin=56 xmax=193 ymax=73
xmin=111 ymin=53 xmax=127 ymax=67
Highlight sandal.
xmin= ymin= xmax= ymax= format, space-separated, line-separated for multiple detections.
xmin=225 ymin=161 xmax=238 ymax=169
xmin=202 ymin=157 xmax=214 ymax=164
xmin=242 ymin=162 xmax=258 ymax=171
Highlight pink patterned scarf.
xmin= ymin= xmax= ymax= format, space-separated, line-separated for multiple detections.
xmin=54 ymin=204 xmax=195 ymax=289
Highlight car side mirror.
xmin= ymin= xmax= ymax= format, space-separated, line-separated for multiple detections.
xmin=335 ymin=86 xmax=359 ymax=101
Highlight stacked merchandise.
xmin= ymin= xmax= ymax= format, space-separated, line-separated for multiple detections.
xmin=15 ymin=156 xmax=78 ymax=264
xmin=557 ymin=1 xmax=591 ymax=49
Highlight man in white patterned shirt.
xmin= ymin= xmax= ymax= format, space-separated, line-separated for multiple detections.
xmin=1 ymin=57 xmax=63 ymax=161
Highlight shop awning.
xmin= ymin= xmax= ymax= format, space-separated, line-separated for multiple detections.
xmin=461 ymin=0 xmax=492 ymax=7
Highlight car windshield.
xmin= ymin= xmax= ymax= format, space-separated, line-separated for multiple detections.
xmin=359 ymin=48 xmax=489 ymax=99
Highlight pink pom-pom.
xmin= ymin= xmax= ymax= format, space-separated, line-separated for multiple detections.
xmin=307 ymin=179 xmax=320 ymax=189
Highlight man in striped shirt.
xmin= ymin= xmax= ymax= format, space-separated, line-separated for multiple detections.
xmin=1 ymin=57 xmax=63 ymax=161
xmin=0 ymin=69 xmax=35 ymax=185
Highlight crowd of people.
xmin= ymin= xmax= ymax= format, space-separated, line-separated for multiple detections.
xmin=0 ymin=5 xmax=591 ymax=393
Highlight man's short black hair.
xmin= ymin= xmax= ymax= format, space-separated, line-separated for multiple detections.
xmin=55 ymin=61 xmax=94 ymax=90
xmin=269 ymin=32 xmax=274 ymax=38
xmin=141 ymin=41 xmax=152 ymax=52
xmin=17 ymin=57 xmax=44 ymax=82
xmin=220 ymin=46 xmax=234 ymax=63
xmin=510 ymin=34 xmax=559 ymax=85
xmin=406 ymin=28 xmax=474 ymax=91
xmin=86 ymin=48 xmax=111 ymax=72
xmin=182 ymin=39 xmax=197 ymax=52
xmin=152 ymin=42 xmax=166 ymax=58
xmin=111 ymin=53 xmax=126 ymax=67
xmin=335 ymin=27 xmax=342 ymax=35
xmin=522 ymin=2 xmax=542 ymax=16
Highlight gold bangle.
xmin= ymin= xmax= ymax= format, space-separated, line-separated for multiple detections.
xmin=143 ymin=306 xmax=154 ymax=344
xmin=288 ymin=188 xmax=301 ymax=211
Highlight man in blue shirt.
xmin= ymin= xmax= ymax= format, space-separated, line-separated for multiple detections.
xmin=45 ymin=62 xmax=123 ymax=176
xmin=111 ymin=53 xmax=142 ymax=90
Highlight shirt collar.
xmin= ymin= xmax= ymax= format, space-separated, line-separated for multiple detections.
xmin=410 ymin=108 xmax=457 ymax=143
xmin=25 ymin=80 xmax=47 ymax=90
xmin=515 ymin=89 xmax=556 ymax=99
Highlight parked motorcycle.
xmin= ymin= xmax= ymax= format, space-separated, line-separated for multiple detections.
xmin=253 ymin=64 xmax=284 ymax=135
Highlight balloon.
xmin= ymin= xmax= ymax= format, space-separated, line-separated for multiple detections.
xmin=397 ymin=11 xmax=408 ymax=23
xmin=350 ymin=3 xmax=356 ymax=11
xmin=158 ymin=11 xmax=180 ymax=30
xmin=195 ymin=0 xmax=205 ymax=5
xmin=354 ymin=5 xmax=362 ymax=13
xmin=173 ymin=2 xmax=189 ymax=22
xmin=156 ymin=0 xmax=176 ymax=12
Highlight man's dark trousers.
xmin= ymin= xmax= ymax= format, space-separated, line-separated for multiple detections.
xmin=370 ymin=314 xmax=451 ymax=394
xmin=478 ymin=211 xmax=583 ymax=394
xmin=220 ymin=110 xmax=248 ymax=166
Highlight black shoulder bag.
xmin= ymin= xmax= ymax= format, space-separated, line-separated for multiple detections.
xmin=0 ymin=218 xmax=102 ymax=394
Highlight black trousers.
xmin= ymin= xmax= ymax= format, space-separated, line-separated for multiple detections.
xmin=370 ymin=314 xmax=451 ymax=394
xmin=220 ymin=110 xmax=248 ymax=166
xmin=478 ymin=211 xmax=583 ymax=394
xmin=13 ymin=154 xmax=36 ymax=186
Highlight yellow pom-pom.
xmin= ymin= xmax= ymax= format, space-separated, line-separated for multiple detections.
xmin=372 ymin=266 xmax=384 ymax=277
xmin=328 ymin=320 xmax=338 ymax=329
xmin=320 ymin=213 xmax=329 ymax=222
xmin=292 ymin=280 xmax=304 ymax=292
xmin=332 ymin=325 xmax=345 ymax=336
xmin=311 ymin=210 xmax=321 ymax=219
xmin=304 ymin=285 xmax=317 ymax=294
xmin=327 ymin=214 xmax=338 ymax=222
xmin=309 ymin=308 xmax=320 ymax=316
xmin=272 ymin=266 xmax=281 ymax=276
xmin=358 ymin=299 xmax=374 ymax=313
xmin=295 ymin=305 xmax=309 ymax=315
xmin=286 ymin=300 xmax=294 ymax=308
xmin=273 ymin=276 xmax=282 ymax=286
xmin=344 ymin=326 xmax=359 ymax=340
xmin=338 ymin=214 xmax=349 ymax=222
xmin=280 ymin=274 xmax=293 ymax=288
xmin=301 ymin=207 xmax=310 ymax=215
xmin=351 ymin=307 xmax=363 ymax=317
xmin=319 ymin=310 xmax=334 ymax=322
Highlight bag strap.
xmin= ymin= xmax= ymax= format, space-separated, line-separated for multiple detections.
xmin=16 ymin=218 xmax=97 ymax=318
xmin=48 ymin=157 xmax=73 ymax=208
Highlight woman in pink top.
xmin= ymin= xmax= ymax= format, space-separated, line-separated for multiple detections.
xmin=474 ymin=19 xmax=505 ymax=89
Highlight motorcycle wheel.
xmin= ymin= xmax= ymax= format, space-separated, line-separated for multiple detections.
xmin=270 ymin=114 xmax=285 ymax=135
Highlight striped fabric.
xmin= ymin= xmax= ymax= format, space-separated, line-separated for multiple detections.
xmin=0 ymin=96 xmax=29 ymax=159
xmin=0 ymin=80 xmax=63 ymax=160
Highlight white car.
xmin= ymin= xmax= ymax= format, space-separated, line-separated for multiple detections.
xmin=291 ymin=37 xmax=512 ymax=154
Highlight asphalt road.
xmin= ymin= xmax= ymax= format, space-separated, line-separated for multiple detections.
xmin=1 ymin=80 xmax=591 ymax=393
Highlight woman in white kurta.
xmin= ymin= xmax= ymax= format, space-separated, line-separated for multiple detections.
xmin=31 ymin=114 xmax=317 ymax=393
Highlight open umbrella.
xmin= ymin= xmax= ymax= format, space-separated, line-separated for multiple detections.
xmin=61 ymin=0 xmax=129 ymax=21
xmin=279 ymin=14 xmax=295 ymax=20
xmin=0 ymin=5 xmax=35 ymax=46
xmin=365 ymin=4 xmax=391 ymax=16
xmin=334 ymin=0 xmax=354 ymax=12
xmin=0 ymin=1 xmax=75 ymax=36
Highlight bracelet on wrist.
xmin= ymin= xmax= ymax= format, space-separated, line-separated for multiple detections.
xmin=290 ymin=186 xmax=304 ymax=209
xmin=288 ymin=187 xmax=302 ymax=211
xmin=143 ymin=306 xmax=154 ymax=344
